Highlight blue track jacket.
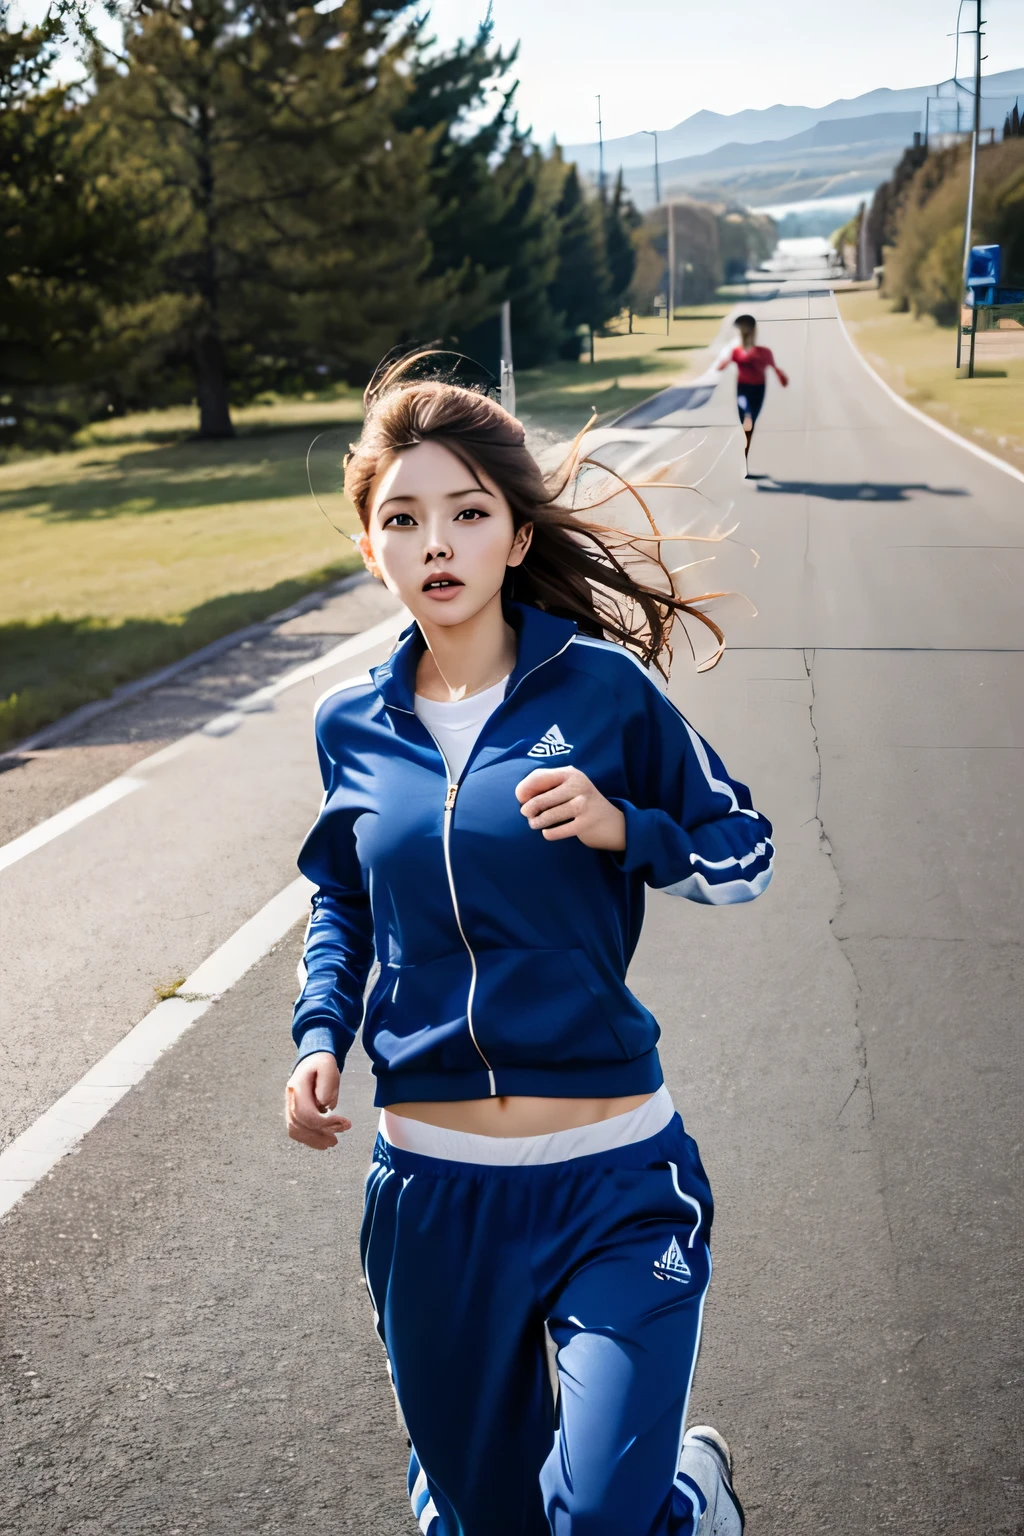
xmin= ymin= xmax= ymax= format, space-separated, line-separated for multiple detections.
xmin=292 ymin=603 xmax=774 ymax=1105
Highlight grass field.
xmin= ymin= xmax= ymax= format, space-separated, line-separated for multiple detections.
xmin=837 ymin=287 xmax=1024 ymax=473
xmin=0 ymin=313 xmax=724 ymax=750
xmin=516 ymin=307 xmax=729 ymax=436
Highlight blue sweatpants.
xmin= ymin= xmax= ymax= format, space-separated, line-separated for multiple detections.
xmin=360 ymin=1114 xmax=714 ymax=1536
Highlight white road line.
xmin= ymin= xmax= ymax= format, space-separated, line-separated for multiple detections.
xmin=0 ymin=609 xmax=407 ymax=873
xmin=0 ymin=775 xmax=143 ymax=874
xmin=835 ymin=306 xmax=1024 ymax=487
xmin=0 ymin=874 xmax=314 ymax=1221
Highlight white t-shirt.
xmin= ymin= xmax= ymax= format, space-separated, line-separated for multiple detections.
xmin=413 ymin=675 xmax=509 ymax=783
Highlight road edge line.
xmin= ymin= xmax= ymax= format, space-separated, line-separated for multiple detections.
xmin=0 ymin=610 xmax=406 ymax=872
xmin=0 ymin=875 xmax=313 ymax=1223
xmin=0 ymin=569 xmax=369 ymax=762
xmin=0 ymin=776 xmax=143 ymax=874
xmin=835 ymin=306 xmax=1024 ymax=488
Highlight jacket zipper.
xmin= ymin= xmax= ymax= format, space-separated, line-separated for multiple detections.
xmin=398 ymin=632 xmax=577 ymax=1098
xmin=421 ymin=729 xmax=495 ymax=1094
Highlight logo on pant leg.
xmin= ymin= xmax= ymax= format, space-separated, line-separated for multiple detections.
xmin=653 ymin=1236 xmax=691 ymax=1283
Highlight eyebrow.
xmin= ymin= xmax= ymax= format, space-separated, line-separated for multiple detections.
xmin=378 ymin=487 xmax=496 ymax=510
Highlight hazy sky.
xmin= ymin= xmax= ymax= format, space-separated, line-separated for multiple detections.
xmin=428 ymin=0 xmax=1024 ymax=144
xmin=14 ymin=0 xmax=1024 ymax=145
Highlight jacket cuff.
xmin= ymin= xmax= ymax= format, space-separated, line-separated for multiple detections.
xmin=607 ymin=798 xmax=665 ymax=876
xmin=292 ymin=1024 xmax=340 ymax=1068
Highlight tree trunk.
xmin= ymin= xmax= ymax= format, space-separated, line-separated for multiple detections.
xmin=195 ymin=328 xmax=234 ymax=438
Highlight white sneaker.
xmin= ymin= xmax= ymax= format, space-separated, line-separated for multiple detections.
xmin=676 ymin=1425 xmax=745 ymax=1535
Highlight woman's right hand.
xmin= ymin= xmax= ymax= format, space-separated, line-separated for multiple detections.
xmin=285 ymin=1051 xmax=350 ymax=1150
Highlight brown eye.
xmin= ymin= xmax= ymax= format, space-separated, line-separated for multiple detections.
xmin=454 ymin=507 xmax=487 ymax=520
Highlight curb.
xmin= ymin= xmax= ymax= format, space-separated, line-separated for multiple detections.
xmin=2 ymin=569 xmax=368 ymax=762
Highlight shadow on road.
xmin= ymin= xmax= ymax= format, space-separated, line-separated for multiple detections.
xmin=755 ymin=478 xmax=968 ymax=502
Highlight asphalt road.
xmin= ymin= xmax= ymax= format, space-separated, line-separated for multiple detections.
xmin=1 ymin=287 xmax=1021 ymax=1535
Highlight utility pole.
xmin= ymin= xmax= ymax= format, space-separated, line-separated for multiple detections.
xmin=957 ymin=0 xmax=984 ymax=370
xmin=666 ymin=201 xmax=675 ymax=337
xmin=596 ymin=95 xmax=605 ymax=200
xmin=500 ymin=300 xmax=515 ymax=417
xmin=643 ymin=128 xmax=660 ymax=206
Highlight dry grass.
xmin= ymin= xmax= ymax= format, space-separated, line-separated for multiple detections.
xmin=838 ymin=287 xmax=1024 ymax=473
xmin=152 ymin=975 xmax=187 ymax=1002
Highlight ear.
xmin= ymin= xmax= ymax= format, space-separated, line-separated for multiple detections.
xmin=357 ymin=531 xmax=383 ymax=581
xmin=507 ymin=521 xmax=533 ymax=569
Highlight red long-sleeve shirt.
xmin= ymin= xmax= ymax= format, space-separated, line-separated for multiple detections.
xmin=728 ymin=345 xmax=779 ymax=386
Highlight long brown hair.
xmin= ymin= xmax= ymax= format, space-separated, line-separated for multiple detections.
xmin=344 ymin=351 xmax=730 ymax=676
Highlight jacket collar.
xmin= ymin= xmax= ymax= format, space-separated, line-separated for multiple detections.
xmin=371 ymin=602 xmax=578 ymax=714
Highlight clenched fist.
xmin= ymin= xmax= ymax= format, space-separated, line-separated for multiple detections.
xmin=515 ymin=766 xmax=626 ymax=852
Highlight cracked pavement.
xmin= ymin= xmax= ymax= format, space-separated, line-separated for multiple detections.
xmin=1 ymin=289 xmax=1021 ymax=1533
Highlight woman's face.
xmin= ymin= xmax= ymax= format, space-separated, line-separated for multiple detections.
xmin=360 ymin=440 xmax=532 ymax=630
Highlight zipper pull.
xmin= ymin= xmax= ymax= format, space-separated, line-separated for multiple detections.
xmin=445 ymin=782 xmax=458 ymax=811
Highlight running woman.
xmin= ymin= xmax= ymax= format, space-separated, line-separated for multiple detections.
xmin=285 ymin=358 xmax=774 ymax=1536
xmin=716 ymin=313 xmax=788 ymax=467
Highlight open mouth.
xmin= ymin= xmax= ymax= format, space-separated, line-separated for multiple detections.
xmin=422 ymin=576 xmax=464 ymax=592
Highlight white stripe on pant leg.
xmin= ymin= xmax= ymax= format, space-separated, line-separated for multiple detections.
xmin=361 ymin=1165 xmax=396 ymax=1332
xmin=673 ymin=1246 xmax=713 ymax=1477
xmin=410 ymin=1466 xmax=429 ymax=1514
xmin=419 ymin=1495 xmax=440 ymax=1533
xmin=667 ymin=1161 xmax=704 ymax=1246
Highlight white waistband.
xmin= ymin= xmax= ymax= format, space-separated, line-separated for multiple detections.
xmin=379 ymin=1085 xmax=675 ymax=1167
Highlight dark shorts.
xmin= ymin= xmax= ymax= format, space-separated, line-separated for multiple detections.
xmin=736 ymin=382 xmax=766 ymax=423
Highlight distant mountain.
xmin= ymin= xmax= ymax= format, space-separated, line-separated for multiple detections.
xmin=661 ymin=111 xmax=922 ymax=174
xmin=632 ymin=111 xmax=924 ymax=216
xmin=565 ymin=67 xmax=1024 ymax=174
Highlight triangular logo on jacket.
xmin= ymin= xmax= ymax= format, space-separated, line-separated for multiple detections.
xmin=527 ymin=724 xmax=573 ymax=758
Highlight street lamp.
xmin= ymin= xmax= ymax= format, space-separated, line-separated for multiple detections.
xmin=642 ymin=129 xmax=660 ymax=206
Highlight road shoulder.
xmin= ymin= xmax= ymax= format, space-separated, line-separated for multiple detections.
xmin=0 ymin=576 xmax=402 ymax=846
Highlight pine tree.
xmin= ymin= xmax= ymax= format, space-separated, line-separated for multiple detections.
xmin=0 ymin=19 xmax=155 ymax=445
xmin=603 ymin=168 xmax=639 ymax=312
xmin=547 ymin=161 xmax=611 ymax=360
xmin=396 ymin=15 xmax=563 ymax=370
xmin=89 ymin=0 xmax=444 ymax=437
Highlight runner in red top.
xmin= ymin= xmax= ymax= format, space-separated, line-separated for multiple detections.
xmin=716 ymin=314 xmax=788 ymax=469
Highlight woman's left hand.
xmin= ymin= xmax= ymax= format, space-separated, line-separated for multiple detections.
xmin=515 ymin=766 xmax=626 ymax=851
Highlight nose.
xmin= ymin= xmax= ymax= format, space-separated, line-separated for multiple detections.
xmin=424 ymin=529 xmax=453 ymax=562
